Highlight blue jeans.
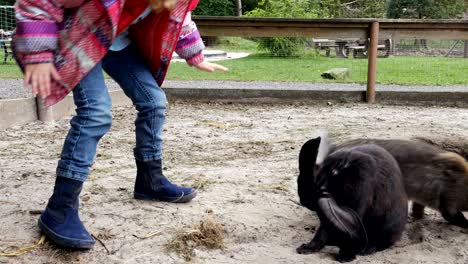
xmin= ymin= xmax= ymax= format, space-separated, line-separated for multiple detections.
xmin=57 ymin=44 xmax=167 ymax=182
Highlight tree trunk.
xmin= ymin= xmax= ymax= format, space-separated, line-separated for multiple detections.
xmin=235 ymin=0 xmax=242 ymax=16
xmin=464 ymin=40 xmax=468 ymax=58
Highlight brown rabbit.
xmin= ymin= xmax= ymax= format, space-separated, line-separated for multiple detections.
xmin=331 ymin=138 xmax=468 ymax=228
xmin=414 ymin=136 xmax=468 ymax=160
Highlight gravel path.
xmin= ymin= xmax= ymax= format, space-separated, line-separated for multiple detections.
xmin=1 ymin=79 xmax=467 ymax=100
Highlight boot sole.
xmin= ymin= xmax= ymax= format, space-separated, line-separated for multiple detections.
xmin=134 ymin=190 xmax=197 ymax=203
xmin=38 ymin=218 xmax=95 ymax=249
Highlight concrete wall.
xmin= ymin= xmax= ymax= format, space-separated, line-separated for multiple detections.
xmin=0 ymin=97 xmax=37 ymax=129
xmin=0 ymin=90 xmax=133 ymax=130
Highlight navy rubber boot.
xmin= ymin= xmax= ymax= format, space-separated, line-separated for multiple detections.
xmin=38 ymin=176 xmax=95 ymax=249
xmin=134 ymin=159 xmax=197 ymax=203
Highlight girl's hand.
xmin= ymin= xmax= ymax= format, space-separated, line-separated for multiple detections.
xmin=193 ymin=61 xmax=228 ymax=73
xmin=148 ymin=0 xmax=177 ymax=13
xmin=24 ymin=63 xmax=61 ymax=98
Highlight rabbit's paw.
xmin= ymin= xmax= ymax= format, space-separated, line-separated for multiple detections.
xmin=296 ymin=242 xmax=323 ymax=254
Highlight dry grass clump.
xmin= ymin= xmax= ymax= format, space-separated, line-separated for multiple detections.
xmin=271 ymin=183 xmax=289 ymax=193
xmin=190 ymin=174 xmax=216 ymax=190
xmin=165 ymin=218 xmax=224 ymax=261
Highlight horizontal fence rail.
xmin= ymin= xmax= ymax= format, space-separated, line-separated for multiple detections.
xmin=193 ymin=17 xmax=468 ymax=40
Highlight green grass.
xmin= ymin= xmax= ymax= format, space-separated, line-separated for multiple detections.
xmin=374 ymin=56 xmax=468 ymax=85
xmin=1 ymin=49 xmax=467 ymax=86
xmin=0 ymin=53 xmax=21 ymax=78
xmin=167 ymin=55 xmax=468 ymax=86
xmin=0 ymin=64 xmax=20 ymax=78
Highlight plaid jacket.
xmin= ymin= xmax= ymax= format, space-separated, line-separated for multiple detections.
xmin=13 ymin=0 xmax=203 ymax=106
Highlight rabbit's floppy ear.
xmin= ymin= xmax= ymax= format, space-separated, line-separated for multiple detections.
xmin=299 ymin=137 xmax=321 ymax=175
xmin=316 ymin=130 xmax=330 ymax=165
xmin=317 ymin=196 xmax=368 ymax=253
xmin=298 ymin=136 xmax=322 ymax=210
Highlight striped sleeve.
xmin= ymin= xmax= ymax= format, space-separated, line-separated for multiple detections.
xmin=175 ymin=13 xmax=205 ymax=66
xmin=14 ymin=0 xmax=64 ymax=64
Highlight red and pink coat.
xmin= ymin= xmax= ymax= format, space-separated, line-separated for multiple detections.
xmin=13 ymin=0 xmax=203 ymax=106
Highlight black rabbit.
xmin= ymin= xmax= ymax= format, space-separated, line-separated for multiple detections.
xmin=333 ymin=138 xmax=468 ymax=228
xmin=297 ymin=136 xmax=408 ymax=262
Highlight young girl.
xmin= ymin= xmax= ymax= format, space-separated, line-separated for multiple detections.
xmin=13 ymin=0 xmax=227 ymax=249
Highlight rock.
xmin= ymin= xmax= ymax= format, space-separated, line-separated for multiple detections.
xmin=321 ymin=68 xmax=350 ymax=80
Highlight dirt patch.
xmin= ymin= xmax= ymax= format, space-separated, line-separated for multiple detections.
xmin=0 ymin=101 xmax=467 ymax=263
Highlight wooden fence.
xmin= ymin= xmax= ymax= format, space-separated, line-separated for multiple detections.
xmin=193 ymin=17 xmax=468 ymax=103
xmin=1 ymin=17 xmax=467 ymax=128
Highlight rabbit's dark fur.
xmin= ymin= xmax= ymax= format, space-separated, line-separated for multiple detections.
xmin=333 ymin=138 xmax=468 ymax=228
xmin=297 ymin=137 xmax=407 ymax=262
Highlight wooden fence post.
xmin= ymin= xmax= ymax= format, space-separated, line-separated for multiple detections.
xmin=36 ymin=97 xmax=54 ymax=122
xmin=366 ymin=21 xmax=379 ymax=103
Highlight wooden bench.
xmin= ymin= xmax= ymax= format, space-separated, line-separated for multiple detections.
xmin=312 ymin=38 xmax=393 ymax=59
xmin=347 ymin=39 xmax=392 ymax=58
xmin=312 ymin=39 xmax=337 ymax=57
xmin=313 ymin=39 xmax=359 ymax=58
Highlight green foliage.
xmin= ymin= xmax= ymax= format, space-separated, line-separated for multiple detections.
xmin=0 ymin=0 xmax=15 ymax=5
xmin=386 ymin=0 xmax=465 ymax=19
xmin=245 ymin=0 xmax=321 ymax=57
xmin=246 ymin=0 xmax=387 ymax=19
xmin=240 ymin=0 xmax=260 ymax=14
xmin=246 ymin=0 xmax=323 ymax=18
xmin=192 ymin=0 xmax=259 ymax=16
xmin=193 ymin=0 xmax=235 ymax=16
xmin=256 ymin=37 xmax=308 ymax=57
xmin=341 ymin=0 xmax=386 ymax=18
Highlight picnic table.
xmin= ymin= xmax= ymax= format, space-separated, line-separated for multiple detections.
xmin=312 ymin=38 xmax=353 ymax=58
xmin=348 ymin=39 xmax=392 ymax=58
xmin=313 ymin=38 xmax=392 ymax=59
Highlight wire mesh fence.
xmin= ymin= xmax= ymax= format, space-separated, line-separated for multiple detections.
xmin=0 ymin=6 xmax=14 ymax=31
xmin=167 ymin=34 xmax=468 ymax=87
xmin=0 ymin=5 xmax=467 ymax=88
xmin=0 ymin=6 xmax=14 ymax=65
xmin=180 ymin=36 xmax=370 ymax=83
xmin=382 ymin=39 xmax=468 ymax=86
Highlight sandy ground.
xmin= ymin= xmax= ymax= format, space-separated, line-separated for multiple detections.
xmin=0 ymin=101 xmax=467 ymax=264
